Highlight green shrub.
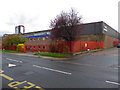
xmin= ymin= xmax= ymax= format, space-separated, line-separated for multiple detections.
xmin=17 ymin=44 xmax=25 ymax=52
xmin=34 ymin=52 xmax=71 ymax=58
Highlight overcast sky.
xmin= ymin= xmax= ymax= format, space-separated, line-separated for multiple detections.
xmin=0 ymin=0 xmax=119 ymax=36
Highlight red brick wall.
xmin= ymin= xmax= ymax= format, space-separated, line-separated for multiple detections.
xmin=104 ymin=35 xmax=118 ymax=48
xmin=25 ymin=37 xmax=51 ymax=45
xmin=24 ymin=34 xmax=119 ymax=49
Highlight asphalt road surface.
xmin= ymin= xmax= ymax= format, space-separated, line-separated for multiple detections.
xmin=1 ymin=48 xmax=119 ymax=89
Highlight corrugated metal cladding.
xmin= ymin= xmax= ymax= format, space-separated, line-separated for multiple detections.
xmin=80 ymin=21 xmax=120 ymax=40
xmin=80 ymin=22 xmax=103 ymax=35
xmin=20 ymin=21 xmax=119 ymax=39
xmin=119 ymin=33 xmax=120 ymax=40
xmin=102 ymin=22 xmax=119 ymax=39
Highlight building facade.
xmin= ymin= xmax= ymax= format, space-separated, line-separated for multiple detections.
xmin=1 ymin=21 xmax=120 ymax=52
xmin=77 ymin=21 xmax=120 ymax=48
xmin=21 ymin=21 xmax=119 ymax=48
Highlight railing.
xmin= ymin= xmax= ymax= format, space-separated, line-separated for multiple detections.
xmin=113 ymin=41 xmax=120 ymax=47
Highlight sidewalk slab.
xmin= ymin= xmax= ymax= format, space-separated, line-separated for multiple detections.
xmin=6 ymin=53 xmax=68 ymax=60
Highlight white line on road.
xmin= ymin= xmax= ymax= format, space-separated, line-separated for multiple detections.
xmin=106 ymin=80 xmax=120 ymax=85
xmin=6 ymin=58 xmax=23 ymax=63
xmin=8 ymin=64 xmax=17 ymax=67
xmin=33 ymin=65 xmax=72 ymax=75
xmin=113 ymin=68 xmax=118 ymax=69
xmin=118 ymin=66 xmax=120 ymax=68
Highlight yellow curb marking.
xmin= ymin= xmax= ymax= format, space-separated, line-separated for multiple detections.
xmin=0 ymin=74 xmax=14 ymax=81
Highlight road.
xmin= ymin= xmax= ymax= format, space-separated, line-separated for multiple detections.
xmin=1 ymin=48 xmax=119 ymax=89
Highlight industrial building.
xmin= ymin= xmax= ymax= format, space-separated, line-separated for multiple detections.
xmin=20 ymin=21 xmax=120 ymax=48
xmin=1 ymin=21 xmax=120 ymax=53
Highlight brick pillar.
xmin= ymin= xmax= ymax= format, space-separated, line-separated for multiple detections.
xmin=2 ymin=45 xmax=4 ymax=50
xmin=24 ymin=45 xmax=26 ymax=53
xmin=32 ymin=45 xmax=34 ymax=52
xmin=71 ymin=41 xmax=73 ymax=53
xmin=102 ymin=42 xmax=104 ymax=48
xmin=37 ymin=45 xmax=39 ymax=53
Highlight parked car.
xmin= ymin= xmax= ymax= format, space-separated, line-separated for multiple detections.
xmin=117 ymin=43 xmax=120 ymax=48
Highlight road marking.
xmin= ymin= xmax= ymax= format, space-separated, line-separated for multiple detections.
xmin=0 ymin=70 xmax=44 ymax=89
xmin=24 ymin=82 xmax=35 ymax=88
xmin=33 ymin=65 xmax=72 ymax=75
xmin=113 ymin=68 xmax=118 ymax=69
xmin=0 ymin=74 xmax=14 ymax=81
xmin=6 ymin=58 xmax=23 ymax=63
xmin=8 ymin=64 xmax=17 ymax=67
xmin=0 ymin=69 xmax=4 ymax=73
xmin=118 ymin=66 xmax=120 ymax=68
xmin=110 ymin=65 xmax=120 ymax=69
xmin=8 ymin=81 xmax=27 ymax=87
xmin=106 ymin=80 xmax=120 ymax=85
xmin=35 ymin=86 xmax=44 ymax=90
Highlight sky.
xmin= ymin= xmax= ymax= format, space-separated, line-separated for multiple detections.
xmin=0 ymin=0 xmax=119 ymax=36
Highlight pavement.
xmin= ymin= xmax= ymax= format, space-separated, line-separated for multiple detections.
xmin=5 ymin=52 xmax=68 ymax=60
xmin=1 ymin=47 xmax=119 ymax=89
xmin=4 ymin=47 xmax=118 ymax=60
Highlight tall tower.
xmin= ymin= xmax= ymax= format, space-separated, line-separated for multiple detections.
xmin=15 ymin=25 xmax=25 ymax=34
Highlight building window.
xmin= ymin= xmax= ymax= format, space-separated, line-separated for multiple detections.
xmin=34 ymin=46 xmax=35 ymax=49
xmin=43 ymin=46 xmax=45 ymax=49
xmin=43 ymin=37 xmax=45 ymax=40
xmin=38 ymin=38 xmax=40 ymax=41
xmin=33 ymin=38 xmax=36 ymax=41
xmin=30 ymin=38 xmax=32 ymax=41
xmin=104 ymin=25 xmax=107 ymax=32
xmin=47 ymin=32 xmax=50 ymax=35
xmin=46 ymin=37 xmax=48 ymax=39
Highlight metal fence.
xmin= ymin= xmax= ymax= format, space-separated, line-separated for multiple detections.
xmin=113 ymin=41 xmax=120 ymax=47
xmin=1 ymin=41 xmax=104 ymax=53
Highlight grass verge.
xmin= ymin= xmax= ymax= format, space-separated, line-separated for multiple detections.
xmin=34 ymin=53 xmax=71 ymax=58
xmin=0 ymin=50 xmax=22 ymax=53
xmin=73 ymin=48 xmax=104 ymax=55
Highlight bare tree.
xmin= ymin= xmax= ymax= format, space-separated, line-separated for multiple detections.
xmin=50 ymin=8 xmax=83 ymax=52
